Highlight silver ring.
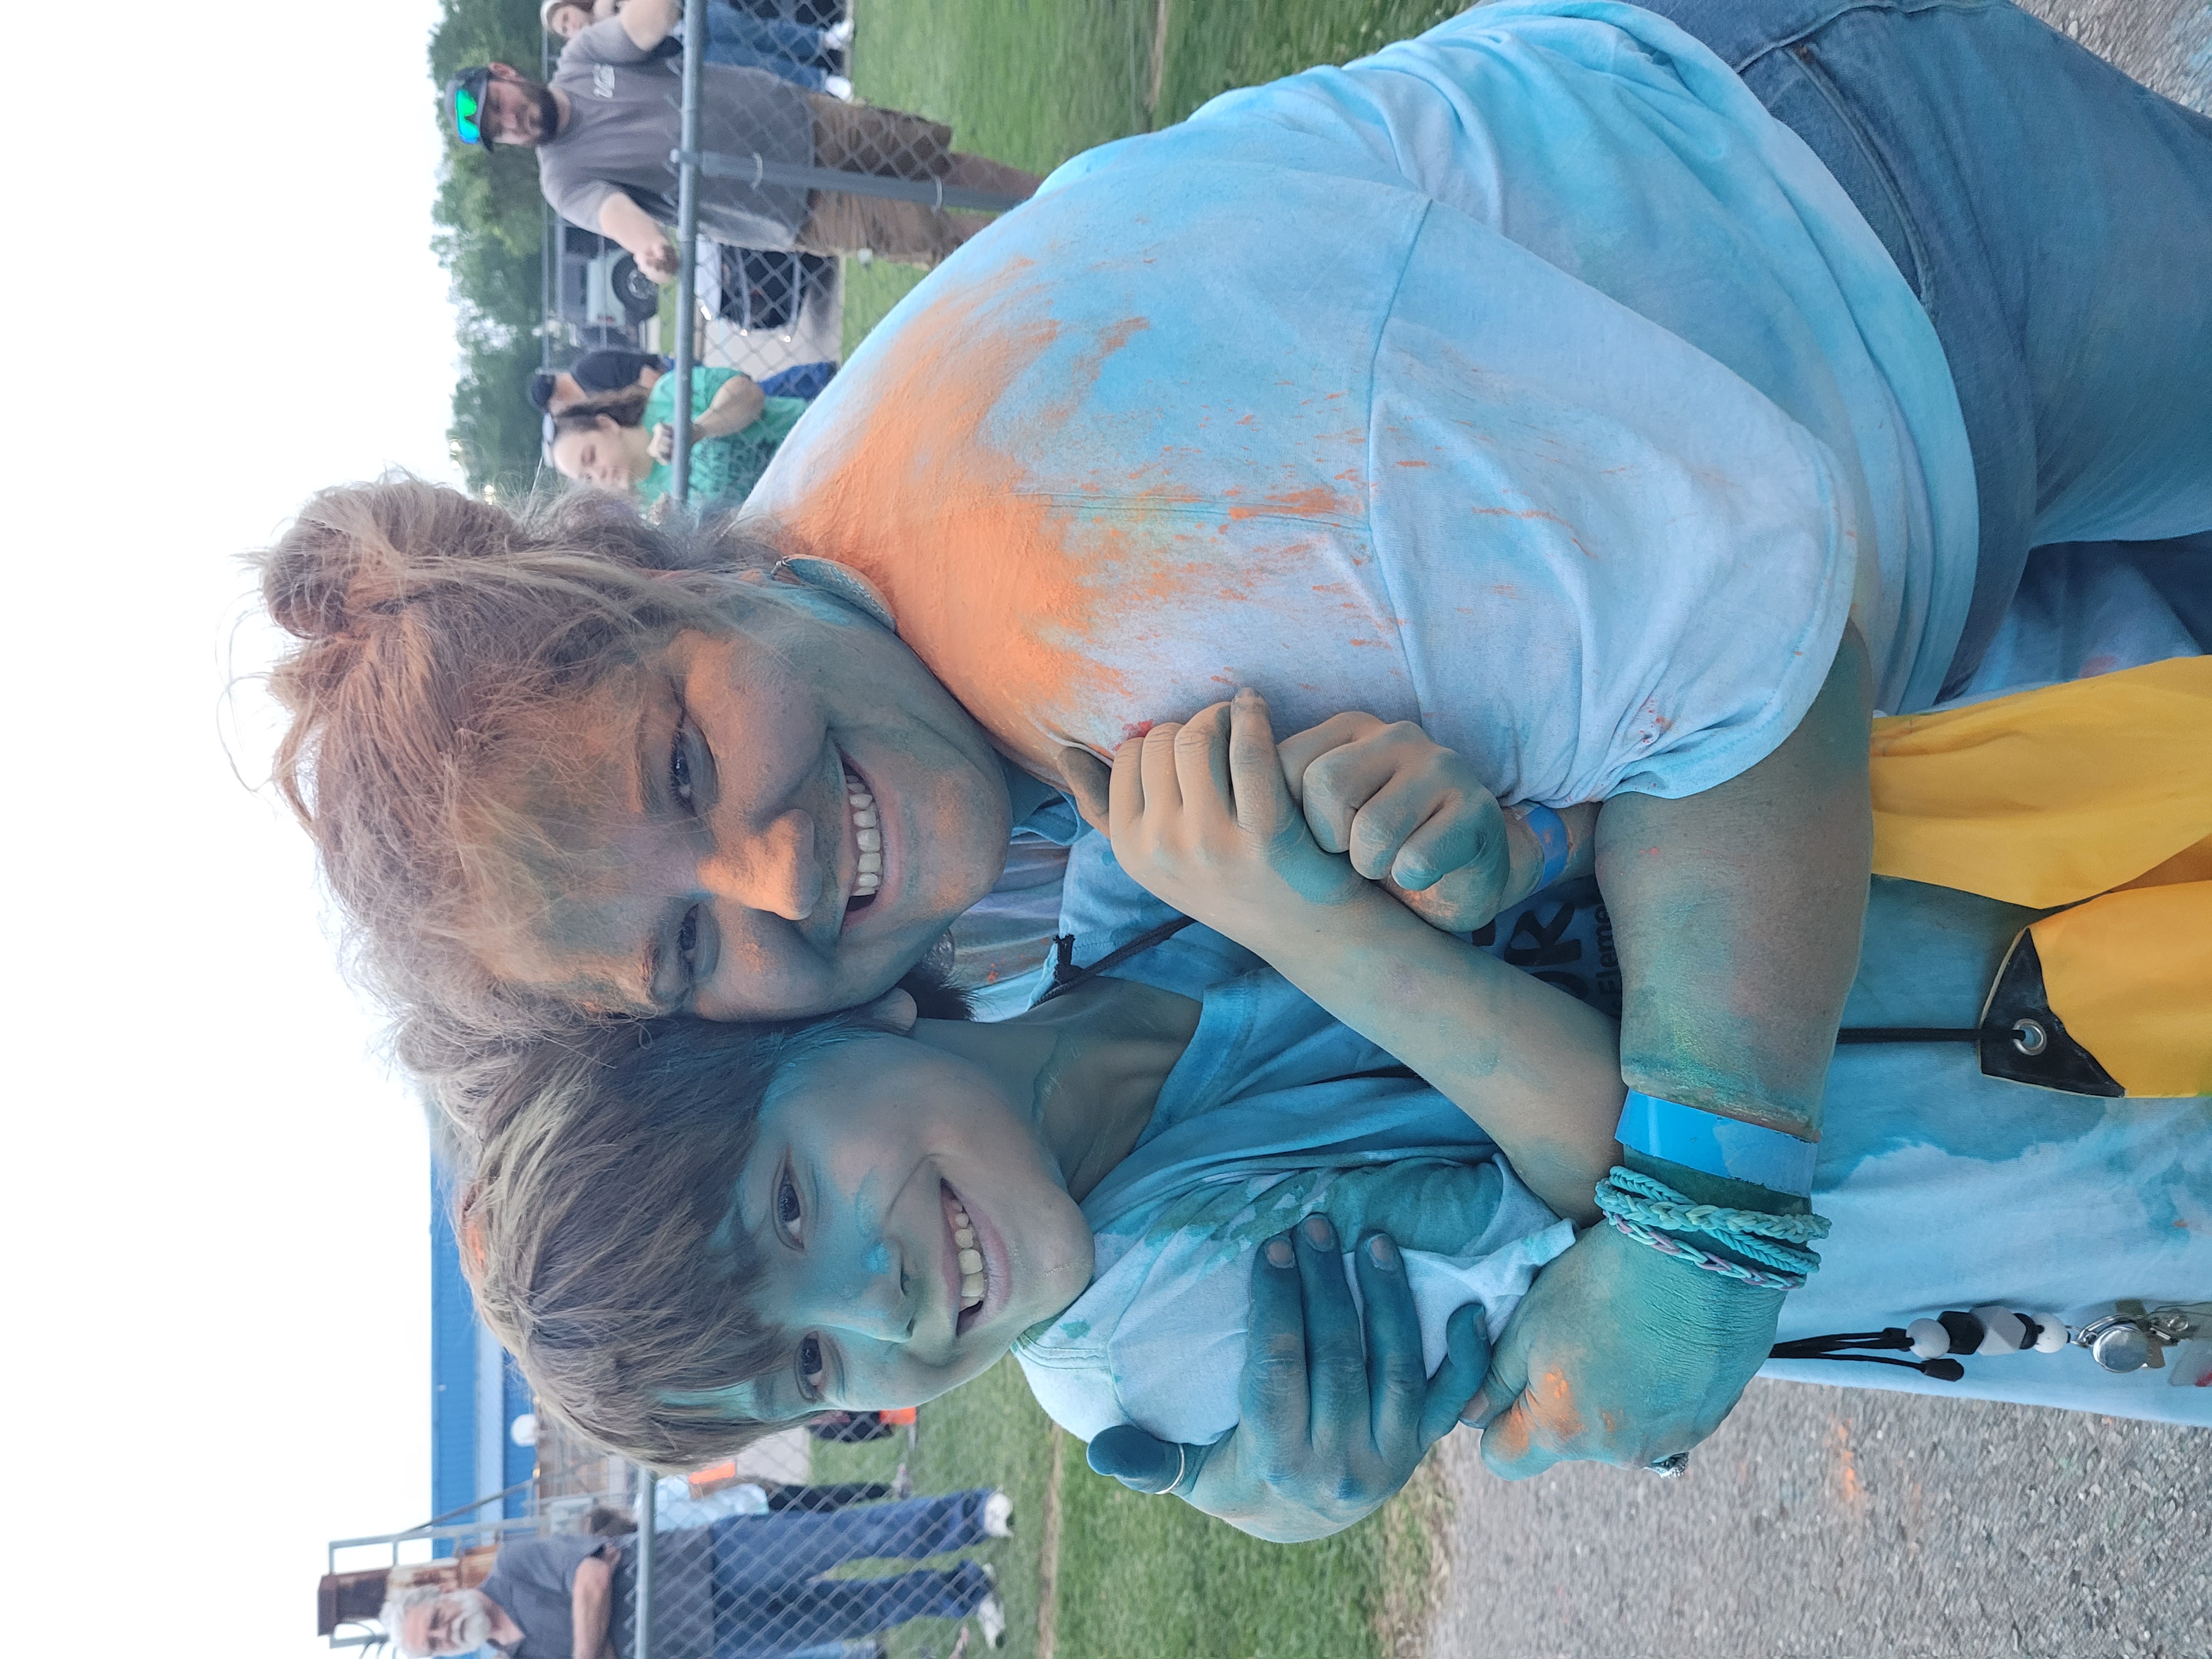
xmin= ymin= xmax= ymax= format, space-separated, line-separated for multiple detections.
xmin=1647 ymin=1452 xmax=1690 ymax=1479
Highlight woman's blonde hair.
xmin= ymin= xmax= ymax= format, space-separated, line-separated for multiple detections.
xmin=256 ymin=477 xmax=774 ymax=1110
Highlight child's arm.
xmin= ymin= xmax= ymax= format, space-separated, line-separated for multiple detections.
xmin=1100 ymin=690 xmax=1623 ymax=1222
xmin=1064 ymin=713 xmax=1598 ymax=936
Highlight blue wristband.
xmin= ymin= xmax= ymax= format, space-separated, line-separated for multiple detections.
xmin=1615 ymin=1091 xmax=1818 ymax=1197
xmin=1514 ymin=803 xmax=1572 ymax=891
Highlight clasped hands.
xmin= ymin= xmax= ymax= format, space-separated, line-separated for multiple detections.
xmin=1060 ymin=691 xmax=1782 ymax=1530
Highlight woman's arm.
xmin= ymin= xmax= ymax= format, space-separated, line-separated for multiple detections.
xmin=691 ymin=372 xmax=766 ymax=439
xmin=1103 ymin=691 xmax=1624 ymax=1221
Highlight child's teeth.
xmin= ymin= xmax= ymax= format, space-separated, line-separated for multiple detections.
xmin=854 ymin=872 xmax=881 ymax=893
xmin=958 ymin=1247 xmax=984 ymax=1275
xmin=856 ymin=828 xmax=882 ymax=851
xmin=853 ymin=807 xmax=877 ymax=827
xmin=961 ymin=1273 xmax=986 ymax=1308
xmin=954 ymin=1227 xmax=976 ymax=1249
xmin=858 ymin=851 xmax=882 ymax=874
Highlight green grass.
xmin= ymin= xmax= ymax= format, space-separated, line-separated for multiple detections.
xmin=805 ymin=1357 xmax=1058 ymax=1657
xmin=807 ymin=1352 xmax=1447 ymax=1659
xmin=1051 ymin=1442 xmax=1444 ymax=1659
xmin=842 ymin=0 xmax=1472 ymax=352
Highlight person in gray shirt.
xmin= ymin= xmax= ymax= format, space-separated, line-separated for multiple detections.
xmin=447 ymin=0 xmax=1040 ymax=272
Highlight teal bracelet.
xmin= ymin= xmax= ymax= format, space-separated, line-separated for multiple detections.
xmin=1593 ymin=1167 xmax=1830 ymax=1291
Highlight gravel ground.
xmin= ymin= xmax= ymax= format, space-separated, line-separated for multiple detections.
xmin=1426 ymin=1381 xmax=2212 ymax=1658
xmin=2016 ymin=0 xmax=2211 ymax=110
xmin=1425 ymin=10 xmax=2208 ymax=1656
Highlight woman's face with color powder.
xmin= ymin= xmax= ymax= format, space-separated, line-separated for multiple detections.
xmin=726 ymin=1034 xmax=1094 ymax=1417
xmin=468 ymin=591 xmax=1016 ymax=1020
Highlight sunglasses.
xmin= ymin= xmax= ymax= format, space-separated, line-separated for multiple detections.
xmin=454 ymin=82 xmax=488 ymax=146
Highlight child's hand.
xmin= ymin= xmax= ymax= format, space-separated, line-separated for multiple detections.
xmin=1104 ymin=691 xmax=1369 ymax=944
xmin=1276 ymin=713 xmax=1588 ymax=932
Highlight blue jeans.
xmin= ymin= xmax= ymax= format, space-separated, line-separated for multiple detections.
xmin=757 ymin=360 xmax=837 ymax=402
xmin=707 ymin=1491 xmax=995 ymax=1651
xmin=701 ymin=1 xmax=831 ymax=91
xmin=1630 ymin=0 xmax=2212 ymax=692
xmin=714 ymin=1561 xmax=993 ymax=1655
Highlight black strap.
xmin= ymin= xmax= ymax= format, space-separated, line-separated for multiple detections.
xmin=1035 ymin=915 xmax=1200 ymax=1003
xmin=1835 ymin=1026 xmax=1988 ymax=1043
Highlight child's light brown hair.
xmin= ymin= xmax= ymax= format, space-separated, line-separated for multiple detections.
xmin=464 ymin=1011 xmax=864 ymax=1468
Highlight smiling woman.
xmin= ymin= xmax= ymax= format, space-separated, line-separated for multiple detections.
xmin=256 ymin=477 xmax=1019 ymax=1104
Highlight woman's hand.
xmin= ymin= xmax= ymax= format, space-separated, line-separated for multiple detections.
xmin=1461 ymin=1221 xmax=1784 ymax=1476
xmin=1104 ymin=691 xmax=1369 ymax=944
xmin=648 ymin=421 xmax=676 ymax=463
xmin=1087 ymin=1217 xmax=1491 ymax=1543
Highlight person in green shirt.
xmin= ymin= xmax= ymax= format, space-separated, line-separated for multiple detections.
xmin=550 ymin=365 xmax=806 ymax=512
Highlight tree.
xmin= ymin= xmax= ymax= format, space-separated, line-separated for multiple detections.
xmin=428 ymin=0 xmax=552 ymax=492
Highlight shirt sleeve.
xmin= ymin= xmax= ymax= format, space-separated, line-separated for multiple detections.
xmin=687 ymin=365 xmax=742 ymax=417
xmin=497 ymin=1536 xmax=607 ymax=1598
xmin=538 ymin=151 xmax=616 ymax=236
xmin=564 ymin=15 xmax=654 ymax=65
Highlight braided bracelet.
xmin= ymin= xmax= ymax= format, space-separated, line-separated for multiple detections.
xmin=1594 ymin=1167 xmax=1829 ymax=1290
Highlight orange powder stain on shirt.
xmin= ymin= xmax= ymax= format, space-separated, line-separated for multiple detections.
xmin=749 ymin=256 xmax=1155 ymax=775
xmin=750 ymin=257 xmax=1407 ymax=775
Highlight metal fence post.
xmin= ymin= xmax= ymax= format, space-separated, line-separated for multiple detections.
xmin=667 ymin=0 xmax=707 ymax=507
xmin=632 ymin=1462 xmax=657 ymax=1659
xmin=676 ymin=150 xmax=1031 ymax=214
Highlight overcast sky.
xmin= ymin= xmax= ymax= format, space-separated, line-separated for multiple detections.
xmin=3 ymin=5 xmax=466 ymax=1649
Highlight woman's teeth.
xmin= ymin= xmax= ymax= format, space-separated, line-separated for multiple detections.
xmin=951 ymin=1201 xmax=985 ymax=1311
xmin=847 ymin=772 xmax=881 ymax=901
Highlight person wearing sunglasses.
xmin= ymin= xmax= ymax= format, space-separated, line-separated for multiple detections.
xmin=444 ymin=0 xmax=1041 ymax=277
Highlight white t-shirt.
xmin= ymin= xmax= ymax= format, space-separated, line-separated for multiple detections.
xmin=748 ymin=2 xmax=1974 ymax=806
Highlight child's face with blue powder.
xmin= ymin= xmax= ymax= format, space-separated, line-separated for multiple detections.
xmin=725 ymin=1033 xmax=1096 ymax=1419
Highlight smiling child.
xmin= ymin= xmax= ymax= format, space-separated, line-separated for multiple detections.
xmin=461 ymin=702 xmax=1614 ymax=1483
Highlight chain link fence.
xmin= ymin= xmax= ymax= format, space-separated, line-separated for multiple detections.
xmin=538 ymin=0 xmax=1029 ymax=514
xmin=331 ymin=1411 xmax=1013 ymax=1658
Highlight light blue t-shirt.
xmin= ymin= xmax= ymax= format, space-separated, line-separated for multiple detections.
xmin=1014 ymin=963 xmax=1571 ymax=1447
xmin=751 ymin=2 xmax=1976 ymax=809
xmin=1042 ymin=842 xmax=2212 ymax=1429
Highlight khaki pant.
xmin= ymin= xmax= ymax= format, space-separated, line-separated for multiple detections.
xmin=793 ymin=94 xmax=1041 ymax=268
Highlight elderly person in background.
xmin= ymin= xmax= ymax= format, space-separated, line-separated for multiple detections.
xmin=383 ymin=1535 xmax=617 ymax=1658
xmin=382 ymin=1492 xmax=1012 ymax=1657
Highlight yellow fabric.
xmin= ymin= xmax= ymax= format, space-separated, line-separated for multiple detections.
xmin=1869 ymin=656 xmax=2212 ymax=908
xmin=2030 ymin=883 xmax=2212 ymax=1098
xmin=2117 ymin=833 xmax=2212 ymax=893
